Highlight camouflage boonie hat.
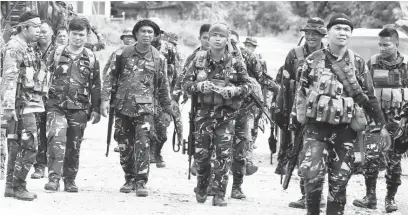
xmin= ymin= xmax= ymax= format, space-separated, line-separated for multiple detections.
xmin=301 ymin=17 xmax=327 ymax=35
xmin=120 ymin=27 xmax=135 ymax=40
xmin=244 ymin=37 xmax=257 ymax=46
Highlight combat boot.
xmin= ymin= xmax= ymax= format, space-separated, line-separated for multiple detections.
xmin=353 ymin=177 xmax=377 ymax=209
xmin=44 ymin=179 xmax=60 ymax=191
xmin=4 ymin=183 xmax=15 ymax=197
xmin=245 ymin=161 xmax=258 ymax=176
xmin=385 ymin=186 xmax=398 ymax=213
xmin=212 ymin=195 xmax=227 ymax=207
xmin=14 ymin=187 xmax=37 ymax=201
xmin=64 ymin=180 xmax=78 ymax=192
xmin=156 ymin=155 xmax=166 ymax=168
xmin=191 ymin=160 xmax=197 ymax=176
xmin=231 ymin=174 xmax=246 ymax=199
xmin=135 ymin=181 xmax=148 ymax=197
xmin=119 ymin=179 xmax=135 ymax=193
xmin=289 ymin=177 xmax=306 ymax=209
xmin=195 ymin=187 xmax=207 ymax=203
xmin=31 ymin=168 xmax=45 ymax=179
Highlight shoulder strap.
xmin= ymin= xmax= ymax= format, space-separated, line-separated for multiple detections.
xmin=54 ymin=45 xmax=66 ymax=64
xmin=348 ymin=49 xmax=356 ymax=73
xmin=294 ymin=46 xmax=305 ymax=62
xmin=83 ymin=47 xmax=95 ymax=69
xmin=370 ymin=54 xmax=380 ymax=65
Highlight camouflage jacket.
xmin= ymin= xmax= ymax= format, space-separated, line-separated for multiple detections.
xmin=299 ymin=48 xmax=386 ymax=126
xmin=101 ymin=44 xmax=171 ymax=117
xmin=34 ymin=42 xmax=55 ymax=63
xmin=102 ymin=46 xmax=125 ymax=78
xmin=46 ymin=46 xmax=101 ymax=113
xmin=1 ymin=36 xmax=45 ymax=114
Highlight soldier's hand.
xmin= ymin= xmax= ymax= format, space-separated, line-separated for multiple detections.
xmin=162 ymin=112 xmax=172 ymax=127
xmin=196 ymin=81 xmax=214 ymax=94
xmin=171 ymin=100 xmax=179 ymax=115
xmin=89 ymin=111 xmax=101 ymax=124
xmin=219 ymin=86 xmax=241 ymax=99
xmin=100 ymin=101 xmax=110 ymax=117
xmin=3 ymin=109 xmax=18 ymax=122
xmin=380 ymin=126 xmax=392 ymax=151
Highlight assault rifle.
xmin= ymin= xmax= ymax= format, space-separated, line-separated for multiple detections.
xmin=182 ymin=95 xmax=196 ymax=180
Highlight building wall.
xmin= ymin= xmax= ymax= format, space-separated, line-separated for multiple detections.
xmin=71 ymin=1 xmax=110 ymax=19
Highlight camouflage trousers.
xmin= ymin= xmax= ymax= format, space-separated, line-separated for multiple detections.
xmin=114 ymin=113 xmax=152 ymax=183
xmin=34 ymin=111 xmax=47 ymax=170
xmin=363 ymin=131 xmax=402 ymax=188
xmin=6 ymin=113 xmax=38 ymax=188
xmin=46 ymin=107 xmax=87 ymax=181
xmin=299 ymin=123 xmax=356 ymax=215
xmin=194 ymin=107 xmax=235 ymax=196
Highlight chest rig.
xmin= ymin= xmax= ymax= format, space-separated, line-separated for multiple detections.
xmin=194 ymin=50 xmax=242 ymax=110
xmin=296 ymin=49 xmax=366 ymax=128
xmin=371 ymin=54 xmax=408 ymax=117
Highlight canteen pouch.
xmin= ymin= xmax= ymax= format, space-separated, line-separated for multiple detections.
xmin=350 ymin=104 xmax=367 ymax=132
xmin=316 ymin=95 xmax=331 ymax=122
xmin=341 ymin=97 xmax=354 ymax=124
xmin=328 ymin=98 xmax=343 ymax=124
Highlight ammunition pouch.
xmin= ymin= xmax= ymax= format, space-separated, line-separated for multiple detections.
xmin=375 ymin=88 xmax=407 ymax=110
xmin=22 ymin=64 xmax=50 ymax=94
xmin=197 ymin=79 xmax=242 ymax=110
xmin=373 ymin=69 xmax=402 ymax=88
xmin=317 ymin=70 xmax=343 ymax=98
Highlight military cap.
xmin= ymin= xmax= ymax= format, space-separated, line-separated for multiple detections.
xmin=244 ymin=37 xmax=257 ymax=46
xmin=300 ymin=17 xmax=327 ymax=35
xmin=209 ymin=22 xmax=229 ymax=37
xmin=327 ymin=13 xmax=354 ymax=31
xmin=132 ymin=19 xmax=161 ymax=37
xmin=120 ymin=27 xmax=135 ymax=40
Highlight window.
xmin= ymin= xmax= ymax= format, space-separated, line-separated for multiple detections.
xmin=93 ymin=1 xmax=105 ymax=15
xmin=77 ymin=1 xmax=83 ymax=13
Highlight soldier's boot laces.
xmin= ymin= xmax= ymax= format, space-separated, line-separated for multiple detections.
xmin=64 ymin=180 xmax=78 ymax=192
xmin=353 ymin=178 xmax=377 ymax=209
xmin=135 ymin=181 xmax=148 ymax=197
xmin=245 ymin=161 xmax=258 ymax=176
xmin=195 ymin=187 xmax=208 ymax=203
xmin=14 ymin=187 xmax=37 ymax=201
xmin=156 ymin=155 xmax=166 ymax=168
xmin=231 ymin=186 xmax=246 ymax=199
xmin=288 ymin=196 xmax=306 ymax=209
xmin=44 ymin=180 xmax=60 ymax=191
xmin=191 ymin=160 xmax=197 ymax=176
xmin=385 ymin=186 xmax=398 ymax=213
xmin=31 ymin=168 xmax=45 ymax=179
xmin=120 ymin=179 xmax=135 ymax=193
xmin=4 ymin=183 xmax=15 ymax=197
xmin=212 ymin=195 xmax=227 ymax=207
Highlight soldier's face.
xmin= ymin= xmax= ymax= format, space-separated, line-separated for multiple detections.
xmin=122 ymin=36 xmax=136 ymax=46
xmin=68 ymin=29 xmax=87 ymax=48
xmin=199 ymin=32 xmax=210 ymax=50
xmin=38 ymin=23 xmax=53 ymax=45
xmin=209 ymin=33 xmax=228 ymax=50
xmin=328 ymin=24 xmax=352 ymax=47
xmin=136 ymin=26 xmax=155 ymax=45
xmin=304 ymin=30 xmax=324 ymax=49
xmin=56 ymin=30 xmax=68 ymax=45
xmin=379 ymin=36 xmax=398 ymax=59
xmin=244 ymin=43 xmax=256 ymax=53
xmin=24 ymin=25 xmax=41 ymax=42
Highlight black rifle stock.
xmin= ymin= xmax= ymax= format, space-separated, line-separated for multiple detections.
xmin=182 ymin=95 xmax=196 ymax=180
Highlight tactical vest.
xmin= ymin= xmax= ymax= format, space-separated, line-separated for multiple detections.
xmin=293 ymin=46 xmax=305 ymax=80
xmin=114 ymin=45 xmax=162 ymax=108
xmin=296 ymin=49 xmax=367 ymax=129
xmin=371 ymin=54 xmax=408 ymax=114
xmin=50 ymin=45 xmax=95 ymax=108
xmin=194 ymin=50 xmax=243 ymax=110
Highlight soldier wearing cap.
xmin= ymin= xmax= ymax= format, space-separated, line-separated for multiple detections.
xmin=294 ymin=13 xmax=390 ymax=214
xmin=101 ymin=19 xmax=171 ymax=197
xmin=1 ymin=11 xmax=43 ymax=201
xmin=274 ymin=17 xmax=328 ymax=209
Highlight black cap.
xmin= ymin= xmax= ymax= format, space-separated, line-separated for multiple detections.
xmin=327 ymin=13 xmax=353 ymax=31
xmin=132 ymin=19 xmax=161 ymax=37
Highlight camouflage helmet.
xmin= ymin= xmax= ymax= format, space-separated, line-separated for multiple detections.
xmin=120 ymin=27 xmax=135 ymax=40
xmin=244 ymin=37 xmax=257 ymax=46
xmin=300 ymin=17 xmax=327 ymax=35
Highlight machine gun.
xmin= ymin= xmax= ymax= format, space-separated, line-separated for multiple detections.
xmin=182 ymin=95 xmax=196 ymax=180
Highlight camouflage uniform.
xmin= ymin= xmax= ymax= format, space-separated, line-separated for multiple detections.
xmin=1 ymin=35 xmax=49 ymax=200
xmin=102 ymin=44 xmax=171 ymax=194
xmin=45 ymin=45 xmax=101 ymax=191
xmin=296 ymin=48 xmax=386 ymax=215
xmin=353 ymin=53 xmax=407 ymax=212
xmin=183 ymin=48 xmax=251 ymax=203
xmin=32 ymin=42 xmax=55 ymax=177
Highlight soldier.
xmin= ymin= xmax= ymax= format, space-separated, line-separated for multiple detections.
xmin=278 ymin=18 xmax=328 ymax=209
xmin=31 ymin=20 xmax=56 ymax=179
xmin=1 ymin=11 xmax=43 ymax=201
xmin=182 ymin=22 xmax=251 ymax=206
xmin=353 ymin=28 xmax=407 ymax=213
xmin=294 ymin=13 xmax=390 ymax=215
xmin=55 ymin=26 xmax=68 ymax=46
xmin=44 ymin=17 xmax=101 ymax=192
xmin=166 ymin=32 xmax=184 ymax=72
xmin=150 ymin=27 xmax=180 ymax=168
xmin=100 ymin=19 xmax=171 ymax=196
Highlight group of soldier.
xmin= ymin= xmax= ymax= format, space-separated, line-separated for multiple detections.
xmin=0 ymin=9 xmax=407 ymax=215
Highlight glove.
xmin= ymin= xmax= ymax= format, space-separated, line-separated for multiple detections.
xmin=196 ymin=81 xmax=214 ymax=94
xmin=219 ymin=86 xmax=242 ymax=99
